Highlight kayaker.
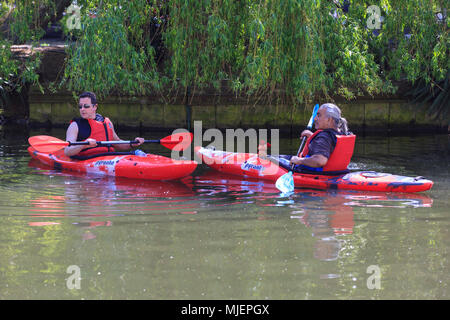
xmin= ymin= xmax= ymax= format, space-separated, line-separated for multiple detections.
xmin=258 ymin=103 xmax=352 ymax=172
xmin=64 ymin=91 xmax=145 ymax=157
xmin=289 ymin=103 xmax=351 ymax=170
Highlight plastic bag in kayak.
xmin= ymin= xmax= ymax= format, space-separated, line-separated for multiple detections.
xmin=134 ymin=149 xmax=147 ymax=157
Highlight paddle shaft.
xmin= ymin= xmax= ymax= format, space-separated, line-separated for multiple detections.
xmin=290 ymin=136 xmax=307 ymax=170
xmin=67 ymin=139 xmax=177 ymax=147
xmin=275 ymin=104 xmax=319 ymax=193
xmin=29 ymin=132 xmax=194 ymax=154
xmin=290 ymin=104 xmax=319 ymax=170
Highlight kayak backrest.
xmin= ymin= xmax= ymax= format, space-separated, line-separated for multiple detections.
xmin=322 ymin=134 xmax=356 ymax=171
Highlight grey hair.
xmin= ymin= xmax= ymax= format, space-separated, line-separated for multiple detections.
xmin=320 ymin=103 xmax=351 ymax=135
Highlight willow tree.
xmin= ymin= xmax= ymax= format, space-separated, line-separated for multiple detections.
xmin=163 ymin=0 xmax=249 ymax=100
xmin=62 ymin=0 xmax=162 ymax=98
xmin=372 ymin=0 xmax=449 ymax=119
xmin=0 ymin=0 xmax=448 ymax=119
xmin=163 ymin=0 xmax=447 ymax=117
xmin=1 ymin=0 xmax=72 ymax=116
xmin=1 ymin=0 xmax=70 ymax=94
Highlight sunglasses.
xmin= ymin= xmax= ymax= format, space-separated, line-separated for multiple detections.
xmin=79 ymin=104 xmax=94 ymax=109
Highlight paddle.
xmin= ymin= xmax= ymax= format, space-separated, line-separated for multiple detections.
xmin=275 ymin=104 xmax=320 ymax=193
xmin=29 ymin=132 xmax=194 ymax=153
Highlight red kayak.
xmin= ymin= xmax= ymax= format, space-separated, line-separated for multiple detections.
xmin=195 ymin=147 xmax=433 ymax=193
xmin=28 ymin=146 xmax=197 ymax=181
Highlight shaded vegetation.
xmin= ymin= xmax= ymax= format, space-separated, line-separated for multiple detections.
xmin=0 ymin=0 xmax=448 ymax=120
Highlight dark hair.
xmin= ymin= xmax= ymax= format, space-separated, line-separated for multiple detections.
xmin=79 ymin=91 xmax=97 ymax=105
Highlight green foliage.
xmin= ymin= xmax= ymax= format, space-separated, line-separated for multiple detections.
xmin=164 ymin=0 xmax=248 ymax=92
xmin=368 ymin=0 xmax=449 ymax=121
xmin=9 ymin=0 xmax=45 ymax=42
xmin=62 ymin=1 xmax=160 ymax=98
xmin=0 ymin=0 xmax=44 ymax=97
xmin=162 ymin=0 xmax=397 ymax=103
xmin=0 ymin=0 xmax=448 ymax=118
xmin=239 ymin=0 xmax=327 ymax=102
xmin=0 ymin=40 xmax=18 ymax=83
xmin=373 ymin=0 xmax=448 ymax=83
xmin=0 ymin=38 xmax=41 ymax=95
xmin=321 ymin=2 xmax=389 ymax=99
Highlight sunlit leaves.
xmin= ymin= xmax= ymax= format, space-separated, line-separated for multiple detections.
xmin=0 ymin=0 xmax=447 ymax=116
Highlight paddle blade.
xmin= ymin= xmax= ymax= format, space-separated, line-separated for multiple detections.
xmin=28 ymin=135 xmax=69 ymax=153
xmin=307 ymin=104 xmax=320 ymax=129
xmin=160 ymin=132 xmax=193 ymax=151
xmin=275 ymin=171 xmax=294 ymax=193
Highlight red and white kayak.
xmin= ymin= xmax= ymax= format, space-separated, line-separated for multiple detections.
xmin=195 ymin=147 xmax=433 ymax=193
xmin=28 ymin=147 xmax=197 ymax=181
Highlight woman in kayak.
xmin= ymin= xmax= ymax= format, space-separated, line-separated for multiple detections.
xmin=259 ymin=103 xmax=352 ymax=172
xmin=64 ymin=91 xmax=145 ymax=157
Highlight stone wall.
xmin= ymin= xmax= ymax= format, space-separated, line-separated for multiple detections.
xmin=27 ymin=92 xmax=447 ymax=134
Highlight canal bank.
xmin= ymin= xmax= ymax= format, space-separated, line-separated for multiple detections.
xmin=25 ymin=88 xmax=447 ymax=135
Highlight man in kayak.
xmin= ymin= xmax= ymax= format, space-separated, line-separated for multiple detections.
xmin=258 ymin=103 xmax=351 ymax=172
xmin=64 ymin=91 xmax=145 ymax=157
xmin=289 ymin=103 xmax=351 ymax=170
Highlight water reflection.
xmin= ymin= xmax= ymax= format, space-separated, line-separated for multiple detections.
xmin=194 ymin=169 xmax=433 ymax=208
xmin=0 ymin=134 xmax=444 ymax=299
xmin=28 ymin=159 xmax=196 ymax=239
xmin=194 ymin=170 xmax=433 ymax=265
xmin=27 ymin=161 xmax=433 ymax=246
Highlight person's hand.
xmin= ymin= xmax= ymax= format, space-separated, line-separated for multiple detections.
xmin=300 ymin=130 xmax=313 ymax=139
xmin=132 ymin=137 xmax=145 ymax=146
xmin=258 ymin=141 xmax=269 ymax=157
xmin=290 ymin=156 xmax=303 ymax=165
xmin=84 ymin=138 xmax=97 ymax=148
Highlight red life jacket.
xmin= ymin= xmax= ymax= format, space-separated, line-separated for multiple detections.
xmin=71 ymin=115 xmax=116 ymax=156
xmin=300 ymin=130 xmax=356 ymax=172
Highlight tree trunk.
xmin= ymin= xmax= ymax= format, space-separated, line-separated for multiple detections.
xmin=2 ymin=83 xmax=30 ymax=124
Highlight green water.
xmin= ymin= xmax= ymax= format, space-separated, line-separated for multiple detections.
xmin=0 ymin=126 xmax=449 ymax=299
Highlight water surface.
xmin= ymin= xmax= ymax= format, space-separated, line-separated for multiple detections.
xmin=0 ymin=127 xmax=449 ymax=299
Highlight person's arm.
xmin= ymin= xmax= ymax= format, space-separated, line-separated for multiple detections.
xmin=289 ymin=154 xmax=328 ymax=168
xmin=109 ymin=123 xmax=144 ymax=151
xmin=64 ymin=122 xmax=97 ymax=157
xmin=286 ymin=130 xmax=314 ymax=160
xmin=290 ymin=133 xmax=332 ymax=167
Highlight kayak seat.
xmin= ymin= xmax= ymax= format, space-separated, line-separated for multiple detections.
xmin=322 ymin=134 xmax=356 ymax=172
xmin=300 ymin=133 xmax=356 ymax=172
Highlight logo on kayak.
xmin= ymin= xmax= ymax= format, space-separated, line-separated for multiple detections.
xmin=94 ymin=160 xmax=116 ymax=167
xmin=87 ymin=157 xmax=123 ymax=176
xmin=241 ymin=161 xmax=264 ymax=172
